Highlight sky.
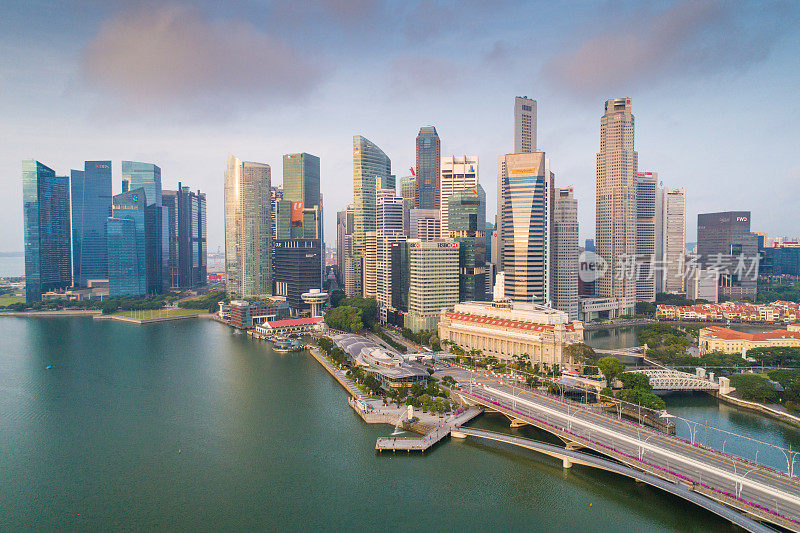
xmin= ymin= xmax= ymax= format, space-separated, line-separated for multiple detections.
xmin=2 ymin=0 xmax=799 ymax=256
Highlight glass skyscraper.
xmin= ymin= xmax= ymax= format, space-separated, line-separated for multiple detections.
xmin=415 ymin=126 xmax=440 ymax=209
xmin=108 ymin=188 xmax=147 ymax=297
xmin=71 ymin=160 xmax=112 ymax=287
xmin=447 ymin=185 xmax=487 ymax=301
xmin=122 ymin=161 xmax=162 ymax=207
xmin=22 ymin=160 xmax=72 ymax=302
xmin=164 ymin=183 xmax=207 ymax=288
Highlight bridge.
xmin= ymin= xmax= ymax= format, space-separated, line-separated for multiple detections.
xmin=441 ymin=366 xmax=800 ymax=532
xmin=454 ymin=427 xmax=776 ymax=533
xmin=628 ymin=368 xmax=720 ymax=391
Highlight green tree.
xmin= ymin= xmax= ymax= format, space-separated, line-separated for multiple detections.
xmin=597 ymin=356 xmax=625 ymax=387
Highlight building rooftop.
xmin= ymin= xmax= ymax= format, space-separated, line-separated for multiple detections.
xmin=265 ymin=316 xmax=323 ymax=328
xmin=701 ymin=326 xmax=800 ymax=341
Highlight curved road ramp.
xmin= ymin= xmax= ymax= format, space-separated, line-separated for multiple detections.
xmin=449 ymin=379 xmax=800 ymax=533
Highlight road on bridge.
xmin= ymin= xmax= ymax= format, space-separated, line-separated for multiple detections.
xmin=434 ymin=364 xmax=800 ymax=531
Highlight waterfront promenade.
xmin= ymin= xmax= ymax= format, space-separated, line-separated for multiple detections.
xmin=440 ymin=365 xmax=800 ymax=531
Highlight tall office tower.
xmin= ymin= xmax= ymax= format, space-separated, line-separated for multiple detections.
xmin=71 ymin=160 xmax=111 ymax=287
xmin=336 ymin=203 xmax=354 ymax=277
xmin=270 ymin=185 xmax=283 ymax=241
xmin=552 ymin=187 xmax=579 ymax=320
xmin=697 ymin=211 xmax=757 ymax=300
xmin=388 ymin=241 xmax=410 ymax=324
xmin=635 ymin=172 xmax=657 ymax=302
xmin=514 ymin=96 xmax=537 ymax=153
xmin=376 ymin=189 xmax=406 ymax=322
xmin=283 ymin=153 xmax=321 ymax=238
xmin=497 ymin=152 xmax=553 ymax=304
xmin=162 ymin=183 xmax=207 ymax=288
xmin=447 ymin=185 xmax=486 ymax=302
xmin=107 ymin=188 xmax=147 ymax=297
xmin=343 ymin=233 xmax=356 ymax=298
xmin=409 ymin=209 xmax=440 ymax=241
xmin=440 ymin=155 xmax=479 ymax=238
xmin=353 ymin=135 xmax=392 ymax=297
xmin=415 ymin=126 xmax=440 ymax=209
xmin=364 ymin=231 xmax=378 ymax=299
xmin=22 ymin=160 xmax=71 ymax=302
xmin=224 ymin=154 xmax=273 ymax=298
xmin=404 ymin=240 xmax=460 ymax=332
xmin=400 ymin=175 xmax=416 ymax=202
xmin=485 ymin=221 xmax=495 ymax=297
xmin=655 ymin=187 xmax=686 ymax=294
xmin=596 ymin=98 xmax=637 ymax=315
xmin=122 ymin=161 xmax=162 ymax=208
xmin=274 ymin=239 xmax=322 ymax=314
xmin=585 ymin=239 xmax=595 ymax=252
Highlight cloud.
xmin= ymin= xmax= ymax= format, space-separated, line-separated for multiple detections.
xmin=81 ymin=4 xmax=329 ymax=105
xmin=541 ymin=0 xmax=795 ymax=97
xmin=389 ymin=54 xmax=463 ymax=96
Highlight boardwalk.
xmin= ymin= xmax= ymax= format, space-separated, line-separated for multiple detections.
xmin=375 ymin=407 xmax=483 ymax=453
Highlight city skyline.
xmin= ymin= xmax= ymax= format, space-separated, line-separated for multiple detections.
xmin=2 ymin=2 xmax=799 ymax=256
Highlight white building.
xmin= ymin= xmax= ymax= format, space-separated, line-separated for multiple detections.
xmin=514 ymin=96 xmax=537 ymax=153
xmin=376 ymin=189 xmax=406 ymax=322
xmin=635 ymin=172 xmax=657 ymax=302
xmin=552 ymin=187 xmax=579 ymax=320
xmin=439 ymin=155 xmax=478 ymax=238
xmin=687 ymin=268 xmax=719 ymax=303
xmin=656 ymin=187 xmax=686 ymax=294
xmin=404 ymin=240 xmax=460 ymax=332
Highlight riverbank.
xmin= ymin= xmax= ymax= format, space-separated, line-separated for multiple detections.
xmin=0 ymin=309 xmax=101 ymax=317
xmin=715 ymin=391 xmax=800 ymax=429
xmin=93 ymin=312 xmax=209 ymax=324
xmin=583 ymin=318 xmax=656 ymax=331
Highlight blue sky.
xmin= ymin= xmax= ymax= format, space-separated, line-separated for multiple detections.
xmin=1 ymin=0 xmax=799 ymax=254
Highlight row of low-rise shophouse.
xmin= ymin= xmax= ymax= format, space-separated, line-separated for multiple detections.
xmin=656 ymin=301 xmax=800 ymax=323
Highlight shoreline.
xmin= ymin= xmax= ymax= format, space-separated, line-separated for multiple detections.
xmin=714 ymin=392 xmax=800 ymax=430
xmin=0 ymin=309 xmax=101 ymax=317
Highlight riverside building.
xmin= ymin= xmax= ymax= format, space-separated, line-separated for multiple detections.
xmin=437 ymin=300 xmax=584 ymax=369
xmin=404 ymin=240 xmax=460 ymax=332
xmin=70 ymin=160 xmax=111 ymax=287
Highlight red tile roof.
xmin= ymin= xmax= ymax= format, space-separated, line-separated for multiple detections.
xmin=265 ymin=316 xmax=324 ymax=328
xmin=445 ymin=312 xmax=576 ymax=332
xmin=703 ymin=325 xmax=800 ymax=341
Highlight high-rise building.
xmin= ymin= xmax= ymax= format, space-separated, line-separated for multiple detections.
xmin=635 ymin=172 xmax=657 ymax=302
xmin=440 ymin=155 xmax=478 ymax=238
xmin=697 ymin=211 xmax=758 ymax=300
xmin=283 ymin=153 xmax=321 ymax=238
xmin=343 ymin=233 xmax=356 ymax=298
xmin=71 ymin=161 xmax=111 ymax=287
xmin=162 ymin=183 xmax=207 ymax=288
xmin=552 ymin=187 xmax=579 ymax=320
xmin=497 ymin=152 xmax=553 ymax=304
xmin=447 ymin=185 xmax=486 ymax=302
xmin=122 ymin=161 xmax=167 ymax=292
xmin=655 ymin=187 xmax=686 ymax=294
xmin=353 ymin=135 xmax=393 ymax=297
xmin=376 ymin=189 xmax=406 ymax=322
xmin=122 ymin=161 xmax=162 ymax=208
xmin=270 ymin=185 xmax=283 ymax=241
xmin=274 ymin=239 xmax=322 ymax=313
xmin=404 ymin=240 xmax=459 ymax=332
xmin=224 ymin=154 xmax=272 ymax=299
xmin=415 ymin=126 xmax=440 ymax=209
xmin=409 ymin=209 xmax=440 ymax=241
xmin=595 ymin=98 xmax=637 ymax=316
xmin=22 ymin=160 xmax=72 ymax=302
xmin=107 ymin=188 xmax=147 ymax=297
xmin=514 ymin=96 xmax=537 ymax=153
xmin=363 ymin=231 xmax=378 ymax=299
xmin=400 ymin=175 xmax=416 ymax=202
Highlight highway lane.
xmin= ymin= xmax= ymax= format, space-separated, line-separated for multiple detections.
xmin=437 ymin=365 xmax=800 ymax=526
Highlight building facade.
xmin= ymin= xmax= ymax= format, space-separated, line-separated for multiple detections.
xmin=400 ymin=175 xmax=416 ymax=202
xmin=656 ymin=187 xmax=686 ymax=294
xmin=409 ymin=209 xmax=440 ymax=241
xmin=353 ymin=136 xmax=393 ymax=297
xmin=552 ymin=187 xmax=579 ymax=320
xmin=71 ymin=160 xmax=111 ymax=287
xmin=514 ymin=96 xmax=537 ymax=153
xmin=634 ymin=172 xmax=657 ymax=302
xmin=497 ymin=152 xmax=553 ymax=304
xmin=697 ymin=211 xmax=758 ymax=300
xmin=447 ymin=185 xmax=486 ymax=302
xmin=404 ymin=240 xmax=459 ymax=332
xmin=439 ymin=155 xmax=478 ymax=238
xmin=22 ymin=160 xmax=72 ymax=302
xmin=108 ymin=188 xmax=147 ymax=297
xmin=437 ymin=301 xmax=584 ymax=368
xmin=595 ymin=98 xmax=637 ymax=315
xmin=699 ymin=325 xmax=800 ymax=355
xmin=224 ymin=154 xmax=273 ymax=298
xmin=415 ymin=126 xmax=440 ymax=209
xmin=274 ymin=239 xmax=322 ymax=313
xmin=162 ymin=182 xmax=207 ymax=288
xmin=376 ymin=190 xmax=406 ymax=322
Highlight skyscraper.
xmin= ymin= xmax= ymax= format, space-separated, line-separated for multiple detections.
xmin=697 ymin=211 xmax=757 ymax=300
xmin=552 ymin=187 xmax=579 ymax=320
xmin=595 ymin=98 xmax=637 ymax=316
xmin=274 ymin=239 xmax=322 ymax=313
xmin=439 ymin=155 xmax=478 ymax=238
xmin=635 ymin=172 xmax=657 ymax=302
xmin=447 ymin=185 xmax=486 ymax=301
xmin=405 ymin=240 xmax=459 ymax=332
xmin=415 ymin=126 xmax=440 ymax=209
xmin=122 ymin=161 xmax=167 ymax=292
xmin=225 ymin=154 xmax=272 ymax=298
xmin=22 ymin=160 xmax=72 ymax=302
xmin=283 ymin=153 xmax=321 ymax=237
xmin=409 ymin=209 xmax=440 ymax=242
xmin=353 ymin=135 xmax=392 ymax=297
xmin=162 ymin=183 xmax=207 ymax=288
xmin=656 ymin=187 xmax=686 ymax=294
xmin=375 ymin=189 xmax=406 ymax=322
xmin=107 ymin=188 xmax=147 ymax=297
xmin=71 ymin=161 xmax=111 ymax=287
xmin=514 ymin=96 xmax=537 ymax=153
xmin=497 ymin=152 xmax=553 ymax=304
xmin=400 ymin=175 xmax=416 ymax=202
xmin=122 ymin=161 xmax=162 ymax=208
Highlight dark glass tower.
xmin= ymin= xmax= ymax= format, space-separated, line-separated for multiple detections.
xmin=22 ymin=160 xmax=72 ymax=302
xmin=108 ymin=188 xmax=147 ymax=297
xmin=163 ymin=183 xmax=207 ymax=288
xmin=415 ymin=126 xmax=440 ymax=209
xmin=71 ymin=161 xmax=112 ymax=287
xmin=274 ymin=239 xmax=322 ymax=313
xmin=447 ymin=184 xmax=486 ymax=301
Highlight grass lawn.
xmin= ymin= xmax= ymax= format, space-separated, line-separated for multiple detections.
xmin=0 ymin=295 xmax=25 ymax=306
xmin=115 ymin=308 xmax=206 ymax=319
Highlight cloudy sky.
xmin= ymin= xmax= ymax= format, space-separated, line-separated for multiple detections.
xmin=2 ymin=0 xmax=799 ymax=256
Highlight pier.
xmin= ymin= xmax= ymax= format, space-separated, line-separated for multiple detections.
xmin=375 ymin=406 xmax=483 ymax=453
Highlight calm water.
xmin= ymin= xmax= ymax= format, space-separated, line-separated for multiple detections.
xmin=0 ymin=318 xmax=791 ymax=531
